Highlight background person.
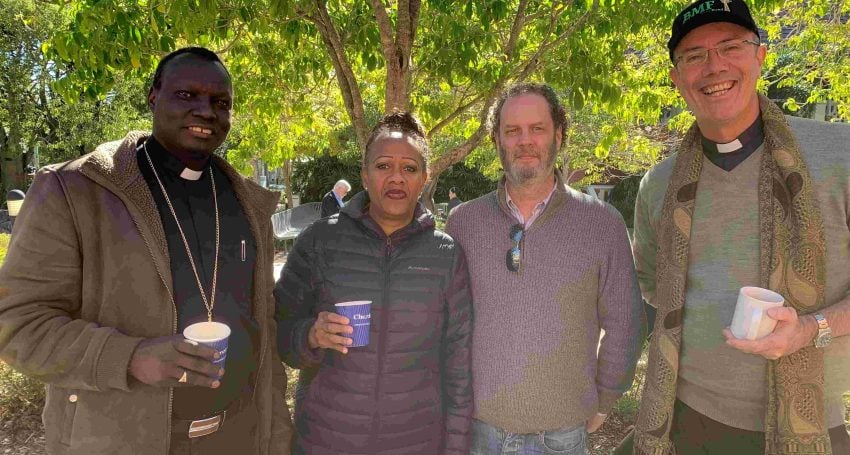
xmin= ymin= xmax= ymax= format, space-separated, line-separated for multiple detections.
xmin=320 ymin=179 xmax=351 ymax=217
xmin=447 ymin=186 xmax=463 ymax=213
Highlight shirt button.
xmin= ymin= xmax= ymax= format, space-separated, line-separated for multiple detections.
xmin=69 ymin=394 xmax=78 ymax=403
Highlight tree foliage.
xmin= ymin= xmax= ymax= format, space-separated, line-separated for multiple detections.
xmin=26 ymin=0 xmax=850 ymax=206
xmin=0 ymin=0 xmax=150 ymax=197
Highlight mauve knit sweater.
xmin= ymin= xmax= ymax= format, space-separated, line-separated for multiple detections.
xmin=446 ymin=173 xmax=643 ymax=433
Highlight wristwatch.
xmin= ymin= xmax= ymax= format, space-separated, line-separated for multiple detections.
xmin=813 ymin=313 xmax=832 ymax=348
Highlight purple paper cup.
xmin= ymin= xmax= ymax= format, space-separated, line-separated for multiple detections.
xmin=183 ymin=321 xmax=231 ymax=367
xmin=334 ymin=301 xmax=372 ymax=348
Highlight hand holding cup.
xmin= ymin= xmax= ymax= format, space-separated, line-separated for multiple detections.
xmin=128 ymin=335 xmax=223 ymax=388
xmin=309 ymin=311 xmax=353 ymax=354
xmin=729 ymin=287 xmax=785 ymax=340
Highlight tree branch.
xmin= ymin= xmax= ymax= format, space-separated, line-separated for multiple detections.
xmin=504 ymin=0 xmax=530 ymax=59
xmin=369 ymin=0 xmax=396 ymax=62
xmin=513 ymin=0 xmax=597 ymax=81
xmin=307 ymin=0 xmax=369 ymax=149
xmin=427 ymin=91 xmax=487 ymax=138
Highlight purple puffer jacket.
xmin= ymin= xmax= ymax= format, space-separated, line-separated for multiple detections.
xmin=275 ymin=191 xmax=473 ymax=454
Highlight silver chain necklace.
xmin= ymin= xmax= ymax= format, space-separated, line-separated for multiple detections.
xmin=143 ymin=143 xmax=220 ymax=322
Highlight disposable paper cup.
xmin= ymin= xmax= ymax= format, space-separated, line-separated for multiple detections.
xmin=334 ymin=301 xmax=372 ymax=348
xmin=730 ymin=287 xmax=784 ymax=340
xmin=183 ymin=321 xmax=231 ymax=366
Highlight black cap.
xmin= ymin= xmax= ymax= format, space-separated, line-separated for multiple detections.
xmin=668 ymin=0 xmax=759 ymax=62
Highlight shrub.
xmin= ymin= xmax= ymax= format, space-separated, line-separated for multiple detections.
xmin=0 ymin=233 xmax=9 ymax=263
xmin=0 ymin=361 xmax=44 ymax=421
xmin=0 ymin=233 xmax=46 ymax=422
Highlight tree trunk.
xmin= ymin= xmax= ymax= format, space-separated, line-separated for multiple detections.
xmin=1 ymin=119 xmax=27 ymax=197
xmin=310 ymin=0 xmax=370 ymax=150
xmin=419 ymin=177 xmax=438 ymax=213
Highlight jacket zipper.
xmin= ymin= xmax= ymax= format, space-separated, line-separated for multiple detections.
xmin=370 ymin=235 xmax=393 ymax=445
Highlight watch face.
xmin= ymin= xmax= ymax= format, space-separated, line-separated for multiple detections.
xmin=815 ymin=333 xmax=832 ymax=348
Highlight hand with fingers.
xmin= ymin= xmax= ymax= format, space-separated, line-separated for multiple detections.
xmin=128 ymin=335 xmax=225 ymax=388
xmin=723 ymin=306 xmax=819 ymax=359
xmin=308 ymin=311 xmax=353 ymax=354
xmin=586 ymin=413 xmax=607 ymax=433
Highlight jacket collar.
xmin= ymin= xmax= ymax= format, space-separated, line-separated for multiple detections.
xmin=340 ymin=190 xmax=435 ymax=240
xmin=79 ymin=131 xmax=279 ymax=303
xmin=80 ymin=131 xmax=278 ymax=215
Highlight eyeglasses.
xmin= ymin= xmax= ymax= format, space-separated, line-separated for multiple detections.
xmin=674 ymin=39 xmax=760 ymax=68
xmin=506 ymin=224 xmax=524 ymax=272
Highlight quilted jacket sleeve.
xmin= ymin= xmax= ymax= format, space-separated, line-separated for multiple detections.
xmin=441 ymin=247 xmax=474 ymax=454
xmin=274 ymin=225 xmax=326 ymax=369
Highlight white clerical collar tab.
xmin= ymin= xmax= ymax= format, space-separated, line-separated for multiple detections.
xmin=180 ymin=167 xmax=204 ymax=180
xmin=716 ymin=139 xmax=742 ymax=154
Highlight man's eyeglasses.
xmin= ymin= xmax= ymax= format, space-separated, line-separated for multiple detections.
xmin=674 ymin=39 xmax=760 ymax=68
xmin=506 ymin=224 xmax=524 ymax=272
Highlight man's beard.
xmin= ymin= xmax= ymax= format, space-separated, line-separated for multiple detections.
xmin=500 ymin=140 xmax=558 ymax=185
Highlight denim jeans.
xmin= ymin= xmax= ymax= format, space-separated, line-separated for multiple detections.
xmin=470 ymin=419 xmax=587 ymax=455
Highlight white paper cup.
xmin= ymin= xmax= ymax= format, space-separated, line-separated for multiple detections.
xmin=730 ymin=287 xmax=784 ymax=340
xmin=183 ymin=321 xmax=231 ymax=367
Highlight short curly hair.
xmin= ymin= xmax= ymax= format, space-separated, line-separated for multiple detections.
xmin=487 ymin=82 xmax=568 ymax=149
xmin=363 ymin=111 xmax=431 ymax=169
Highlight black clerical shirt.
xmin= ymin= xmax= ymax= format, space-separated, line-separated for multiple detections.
xmin=138 ymin=137 xmax=259 ymax=419
xmin=701 ymin=116 xmax=765 ymax=172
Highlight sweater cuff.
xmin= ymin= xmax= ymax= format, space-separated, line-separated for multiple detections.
xmin=96 ymin=331 xmax=144 ymax=392
xmin=597 ymin=388 xmax=622 ymax=415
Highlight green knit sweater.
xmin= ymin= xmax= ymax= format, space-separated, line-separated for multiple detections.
xmin=633 ymin=115 xmax=850 ymax=431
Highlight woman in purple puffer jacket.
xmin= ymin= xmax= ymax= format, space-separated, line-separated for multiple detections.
xmin=275 ymin=112 xmax=473 ymax=455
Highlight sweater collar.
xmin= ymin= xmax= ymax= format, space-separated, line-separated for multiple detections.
xmin=495 ymin=169 xmax=569 ymax=230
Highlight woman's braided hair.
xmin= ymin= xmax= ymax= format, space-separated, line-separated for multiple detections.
xmin=363 ymin=111 xmax=431 ymax=169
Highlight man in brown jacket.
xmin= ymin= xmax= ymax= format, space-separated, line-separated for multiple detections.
xmin=0 ymin=47 xmax=293 ymax=454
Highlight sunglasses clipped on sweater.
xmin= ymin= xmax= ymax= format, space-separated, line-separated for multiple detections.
xmin=506 ymin=224 xmax=524 ymax=272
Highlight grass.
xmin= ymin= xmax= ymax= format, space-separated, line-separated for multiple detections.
xmin=845 ymin=392 xmax=849 ymax=431
xmin=0 ymin=233 xmax=9 ymax=264
xmin=0 ymin=233 xmax=46 ymax=422
xmin=0 ymin=361 xmax=44 ymax=421
xmin=613 ymin=346 xmax=649 ymax=420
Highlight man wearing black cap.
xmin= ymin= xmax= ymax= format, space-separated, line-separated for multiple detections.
xmin=0 ymin=47 xmax=294 ymax=454
xmin=627 ymin=1 xmax=850 ymax=454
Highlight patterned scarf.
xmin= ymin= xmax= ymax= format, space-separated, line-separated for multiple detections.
xmin=633 ymin=95 xmax=830 ymax=454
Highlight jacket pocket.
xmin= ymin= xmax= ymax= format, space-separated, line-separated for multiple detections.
xmin=59 ymin=390 xmax=79 ymax=446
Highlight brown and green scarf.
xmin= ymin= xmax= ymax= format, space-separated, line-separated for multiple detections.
xmin=633 ymin=95 xmax=830 ymax=455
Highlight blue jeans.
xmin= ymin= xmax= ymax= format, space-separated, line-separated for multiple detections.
xmin=470 ymin=419 xmax=587 ymax=455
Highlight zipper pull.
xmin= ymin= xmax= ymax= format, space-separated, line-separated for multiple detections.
xmin=241 ymin=239 xmax=246 ymax=262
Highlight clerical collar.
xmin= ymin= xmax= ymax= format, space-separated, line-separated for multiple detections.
xmin=701 ymin=116 xmax=764 ymax=172
xmin=144 ymin=137 xmax=211 ymax=181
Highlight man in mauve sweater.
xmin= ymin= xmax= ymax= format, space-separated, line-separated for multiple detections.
xmin=446 ymin=82 xmax=643 ymax=455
